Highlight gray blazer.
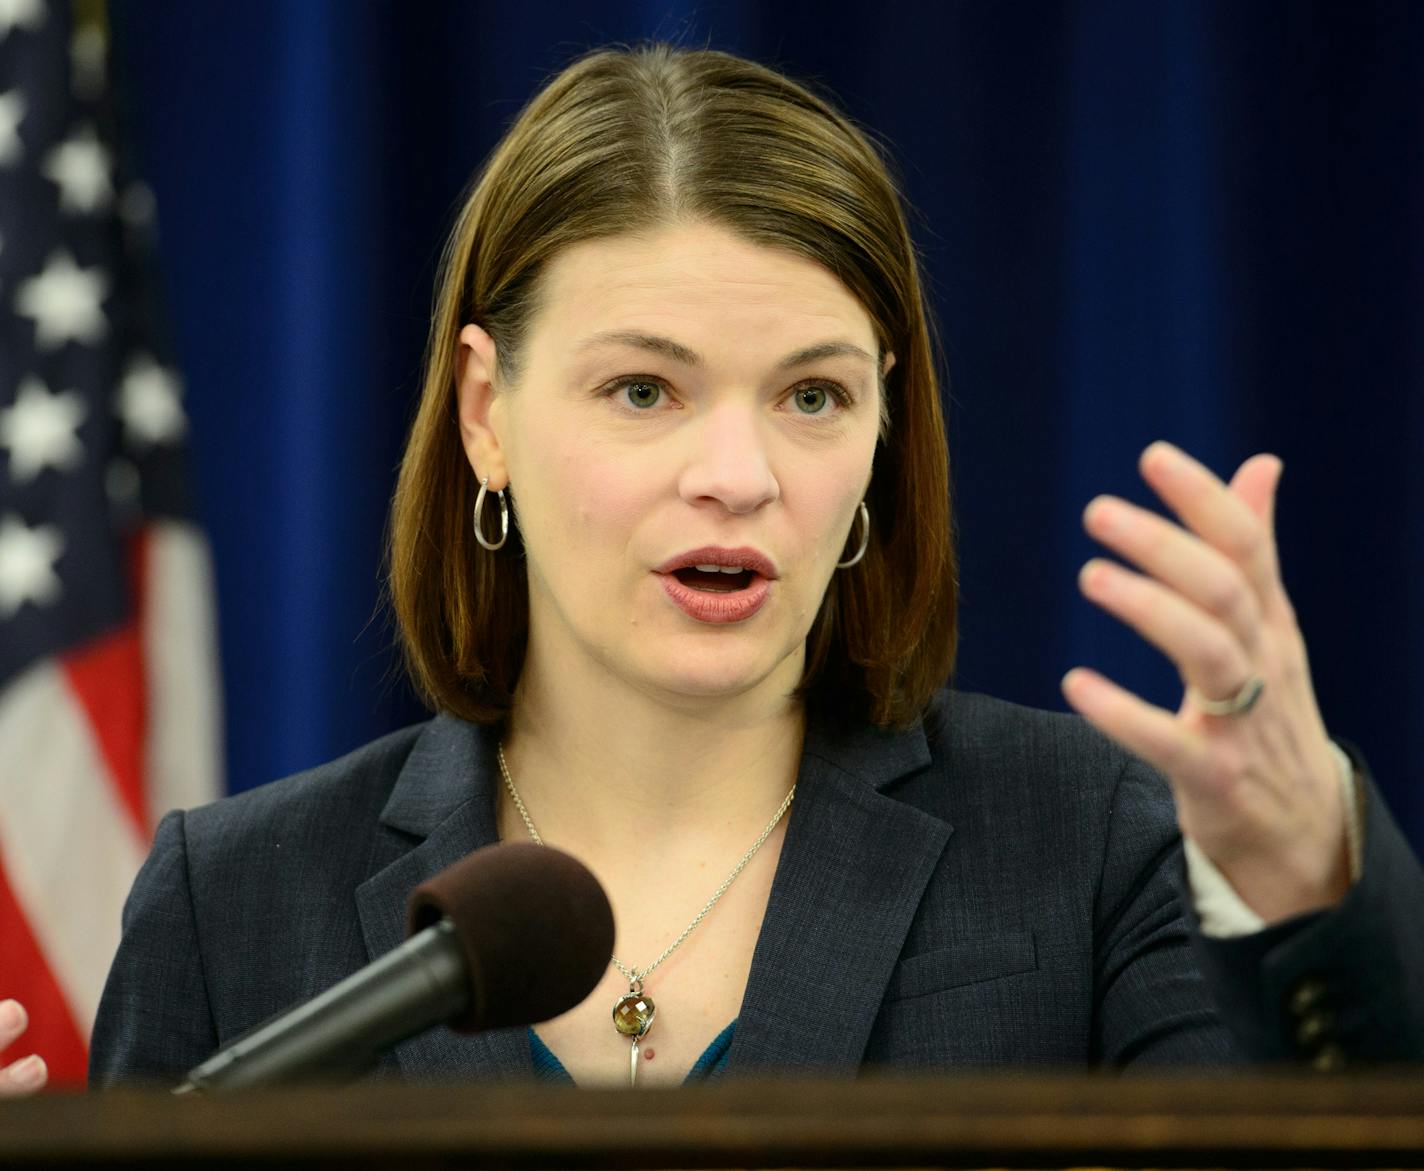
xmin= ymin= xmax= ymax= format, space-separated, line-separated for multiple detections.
xmin=90 ymin=690 xmax=1424 ymax=1086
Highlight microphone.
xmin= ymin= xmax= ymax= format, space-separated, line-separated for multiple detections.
xmin=175 ymin=841 xmax=614 ymax=1092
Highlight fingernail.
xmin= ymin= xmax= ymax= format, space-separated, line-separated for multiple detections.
xmin=9 ymin=1055 xmax=45 ymax=1089
xmin=0 ymin=1000 xmax=22 ymax=1030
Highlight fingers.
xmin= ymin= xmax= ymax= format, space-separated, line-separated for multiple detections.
xmin=1227 ymin=452 xmax=1283 ymax=529
xmin=0 ymin=1000 xmax=46 ymax=1097
xmin=0 ymin=999 xmax=27 ymax=1052
xmin=1061 ymin=667 xmax=1210 ymax=781
xmin=0 ymin=1055 xmax=47 ymax=1096
xmin=1078 ymin=558 xmax=1252 ymax=699
xmin=1080 ymin=444 xmax=1293 ymax=698
xmin=1137 ymin=441 xmax=1283 ymax=604
xmin=1083 ymin=496 xmax=1263 ymax=654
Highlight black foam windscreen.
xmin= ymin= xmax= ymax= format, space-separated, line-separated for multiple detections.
xmin=406 ymin=841 xmax=614 ymax=1032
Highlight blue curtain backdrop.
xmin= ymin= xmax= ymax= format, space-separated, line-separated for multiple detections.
xmin=111 ymin=1 xmax=1423 ymax=850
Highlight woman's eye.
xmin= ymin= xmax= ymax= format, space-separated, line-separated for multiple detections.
xmin=620 ymin=381 xmax=663 ymax=410
xmin=792 ymin=385 xmax=831 ymax=414
xmin=622 ymin=381 xmax=662 ymax=409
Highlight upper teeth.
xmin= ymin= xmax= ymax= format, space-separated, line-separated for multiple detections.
xmin=694 ymin=564 xmax=747 ymax=574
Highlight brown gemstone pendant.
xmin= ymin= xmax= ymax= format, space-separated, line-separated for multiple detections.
xmin=613 ymin=989 xmax=656 ymax=1086
xmin=612 ymin=991 xmax=656 ymax=1038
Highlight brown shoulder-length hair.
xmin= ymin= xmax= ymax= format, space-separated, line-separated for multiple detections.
xmin=389 ymin=43 xmax=957 ymax=729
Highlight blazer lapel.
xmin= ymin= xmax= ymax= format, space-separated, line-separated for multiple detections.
xmin=352 ymin=706 xmax=950 ymax=1081
xmin=728 ymin=711 xmax=952 ymax=1075
xmin=353 ymin=715 xmax=532 ymax=1081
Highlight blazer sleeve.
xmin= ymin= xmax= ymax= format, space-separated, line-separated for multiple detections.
xmin=89 ymin=809 xmax=219 ymax=1088
xmin=1185 ymin=759 xmax=1424 ymax=1066
xmin=1091 ymin=757 xmax=1240 ymax=1066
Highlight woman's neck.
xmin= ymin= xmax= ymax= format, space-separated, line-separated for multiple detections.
xmin=499 ymin=643 xmax=805 ymax=861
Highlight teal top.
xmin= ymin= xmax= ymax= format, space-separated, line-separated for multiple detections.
xmin=528 ymin=1021 xmax=736 ymax=1085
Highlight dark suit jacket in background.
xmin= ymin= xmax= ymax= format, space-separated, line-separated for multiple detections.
xmin=89 ymin=691 xmax=1424 ymax=1086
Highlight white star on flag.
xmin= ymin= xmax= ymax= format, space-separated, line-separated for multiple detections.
xmin=13 ymin=249 xmax=108 ymax=350
xmin=118 ymin=354 xmax=187 ymax=446
xmin=42 ymin=124 xmax=112 ymax=214
xmin=0 ymin=376 xmax=86 ymax=481
xmin=0 ymin=513 xmax=64 ymax=618
xmin=0 ymin=0 xmax=44 ymax=42
xmin=0 ymin=89 xmax=25 ymax=167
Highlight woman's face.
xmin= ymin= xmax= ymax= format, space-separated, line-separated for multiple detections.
xmin=459 ymin=220 xmax=886 ymax=709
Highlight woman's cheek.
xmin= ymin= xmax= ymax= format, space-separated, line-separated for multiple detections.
xmin=561 ymin=449 xmax=650 ymax=536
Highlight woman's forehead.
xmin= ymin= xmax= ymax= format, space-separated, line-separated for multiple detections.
xmin=529 ymin=222 xmax=878 ymax=360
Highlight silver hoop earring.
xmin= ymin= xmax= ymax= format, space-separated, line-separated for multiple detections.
xmin=836 ymin=502 xmax=870 ymax=569
xmin=473 ymin=476 xmax=509 ymax=551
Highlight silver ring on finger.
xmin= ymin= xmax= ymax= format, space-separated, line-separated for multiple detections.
xmin=1187 ymin=674 xmax=1266 ymax=718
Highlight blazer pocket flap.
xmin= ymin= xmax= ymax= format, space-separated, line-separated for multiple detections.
xmin=884 ymin=932 xmax=1038 ymax=1001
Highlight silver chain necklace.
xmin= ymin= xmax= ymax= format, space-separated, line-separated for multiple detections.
xmin=496 ymin=743 xmax=795 ymax=1085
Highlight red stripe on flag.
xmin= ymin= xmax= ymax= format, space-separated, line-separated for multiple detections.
xmin=60 ymin=627 xmax=148 ymax=843
xmin=60 ymin=531 xmax=151 ymax=843
xmin=0 ymin=852 xmax=89 ymax=1088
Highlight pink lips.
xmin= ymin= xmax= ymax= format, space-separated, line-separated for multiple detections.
xmin=653 ymin=545 xmax=777 ymax=624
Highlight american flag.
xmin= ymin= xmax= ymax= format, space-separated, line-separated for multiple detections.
xmin=0 ymin=0 xmax=221 ymax=1086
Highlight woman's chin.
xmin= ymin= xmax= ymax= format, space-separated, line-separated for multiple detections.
xmin=632 ymin=644 xmax=801 ymax=708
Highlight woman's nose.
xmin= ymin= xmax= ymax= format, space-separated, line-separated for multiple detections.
xmin=677 ymin=404 xmax=780 ymax=514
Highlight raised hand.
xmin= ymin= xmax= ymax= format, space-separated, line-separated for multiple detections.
xmin=1062 ymin=441 xmax=1351 ymax=925
xmin=0 ymin=1000 xmax=47 ymax=1097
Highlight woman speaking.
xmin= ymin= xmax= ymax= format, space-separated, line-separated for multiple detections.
xmin=17 ymin=43 xmax=1416 ymax=1091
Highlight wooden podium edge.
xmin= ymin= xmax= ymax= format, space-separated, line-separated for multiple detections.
xmin=3 ymin=1071 xmax=1424 ymax=1168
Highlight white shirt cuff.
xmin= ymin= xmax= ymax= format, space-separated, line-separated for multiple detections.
xmin=1185 ymin=742 xmax=1361 ymax=939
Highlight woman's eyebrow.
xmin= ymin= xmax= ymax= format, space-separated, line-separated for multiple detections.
xmin=573 ymin=330 xmax=875 ymax=370
xmin=779 ymin=341 xmax=876 ymax=369
xmin=575 ymin=330 xmax=701 ymax=365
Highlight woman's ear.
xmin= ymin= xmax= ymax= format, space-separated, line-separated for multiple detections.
xmin=456 ymin=323 xmax=509 ymax=489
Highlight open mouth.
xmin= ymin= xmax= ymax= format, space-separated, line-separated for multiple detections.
xmin=656 ymin=550 xmax=773 ymax=623
xmin=672 ymin=566 xmax=757 ymax=593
